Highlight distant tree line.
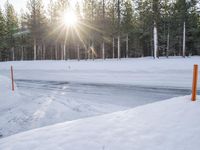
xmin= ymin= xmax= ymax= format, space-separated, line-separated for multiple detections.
xmin=0 ymin=0 xmax=200 ymax=61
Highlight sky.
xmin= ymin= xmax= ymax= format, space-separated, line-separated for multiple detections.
xmin=0 ymin=0 xmax=82 ymax=14
xmin=1 ymin=0 xmax=34 ymax=13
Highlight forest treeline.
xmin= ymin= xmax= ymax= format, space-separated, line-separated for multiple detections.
xmin=0 ymin=0 xmax=200 ymax=61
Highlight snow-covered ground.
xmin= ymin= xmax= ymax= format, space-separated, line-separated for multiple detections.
xmin=0 ymin=75 xmax=22 ymax=137
xmin=0 ymin=95 xmax=200 ymax=150
xmin=0 ymin=56 xmax=199 ymax=138
xmin=0 ymin=56 xmax=199 ymax=88
xmin=0 ymin=75 xmax=20 ymax=110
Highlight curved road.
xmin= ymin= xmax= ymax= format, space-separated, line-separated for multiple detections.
xmin=16 ymin=79 xmax=193 ymax=108
xmin=0 ymin=78 xmax=198 ymax=138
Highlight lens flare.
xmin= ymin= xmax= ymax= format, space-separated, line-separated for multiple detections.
xmin=63 ymin=10 xmax=77 ymax=27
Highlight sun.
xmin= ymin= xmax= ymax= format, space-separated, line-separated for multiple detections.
xmin=63 ymin=10 xmax=78 ymax=27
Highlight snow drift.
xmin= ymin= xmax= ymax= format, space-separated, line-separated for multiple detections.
xmin=0 ymin=75 xmax=23 ymax=137
xmin=0 ymin=95 xmax=200 ymax=150
xmin=0 ymin=75 xmax=20 ymax=110
xmin=0 ymin=56 xmax=200 ymax=88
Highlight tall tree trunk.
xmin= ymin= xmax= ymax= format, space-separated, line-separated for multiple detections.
xmin=85 ymin=44 xmax=87 ymax=60
xmin=126 ymin=34 xmax=129 ymax=58
xmin=112 ymin=36 xmax=115 ymax=59
xmin=12 ymin=47 xmax=14 ymax=61
xmin=117 ymin=36 xmax=120 ymax=59
xmin=21 ymin=46 xmax=24 ymax=61
xmin=102 ymin=41 xmax=105 ymax=59
xmin=92 ymin=41 xmax=94 ymax=60
xmin=179 ymin=35 xmax=182 ymax=56
xmin=55 ymin=44 xmax=58 ymax=60
xmin=63 ymin=43 xmax=66 ymax=60
xmin=183 ymin=21 xmax=186 ymax=57
xmin=153 ymin=21 xmax=158 ymax=58
xmin=51 ymin=47 xmax=53 ymax=60
xmin=77 ymin=44 xmax=80 ymax=61
xmin=43 ymin=43 xmax=46 ymax=60
xmin=61 ymin=43 xmax=63 ymax=60
xmin=34 ymin=38 xmax=37 ymax=60
xmin=117 ymin=0 xmax=121 ymax=59
xmin=102 ymin=0 xmax=105 ymax=60
xmin=166 ymin=27 xmax=170 ymax=58
xmin=88 ymin=44 xmax=91 ymax=59
xmin=153 ymin=0 xmax=159 ymax=58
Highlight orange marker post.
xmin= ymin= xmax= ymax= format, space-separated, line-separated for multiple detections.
xmin=191 ymin=64 xmax=198 ymax=101
xmin=11 ymin=66 xmax=14 ymax=91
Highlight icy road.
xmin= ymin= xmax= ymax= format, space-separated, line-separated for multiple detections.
xmin=16 ymin=79 xmax=192 ymax=108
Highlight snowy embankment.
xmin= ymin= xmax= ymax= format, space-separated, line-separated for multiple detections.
xmin=0 ymin=56 xmax=200 ymax=88
xmin=0 ymin=96 xmax=199 ymax=150
xmin=0 ymin=75 xmax=20 ymax=110
xmin=0 ymin=75 xmax=22 ymax=137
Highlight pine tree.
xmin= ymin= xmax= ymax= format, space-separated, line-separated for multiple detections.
xmin=185 ymin=0 xmax=200 ymax=55
xmin=47 ymin=0 xmax=58 ymax=60
xmin=0 ymin=7 xmax=6 ymax=61
xmin=136 ymin=0 xmax=154 ymax=57
xmin=121 ymin=0 xmax=133 ymax=58
xmin=107 ymin=0 xmax=117 ymax=58
xmin=57 ymin=0 xmax=69 ymax=60
xmin=160 ymin=0 xmax=172 ymax=57
xmin=18 ymin=9 xmax=29 ymax=61
xmin=83 ymin=0 xmax=97 ymax=59
xmin=75 ymin=2 xmax=82 ymax=60
xmin=5 ymin=1 xmax=18 ymax=61
xmin=26 ymin=0 xmax=46 ymax=60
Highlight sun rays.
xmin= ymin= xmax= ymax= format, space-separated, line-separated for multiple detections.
xmin=62 ymin=10 xmax=78 ymax=27
xmin=46 ymin=6 xmax=108 ymax=59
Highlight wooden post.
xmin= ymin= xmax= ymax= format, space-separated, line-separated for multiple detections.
xmin=11 ymin=66 xmax=14 ymax=91
xmin=191 ymin=64 xmax=198 ymax=101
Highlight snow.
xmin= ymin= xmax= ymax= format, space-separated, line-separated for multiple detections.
xmin=0 ymin=75 xmax=20 ymax=110
xmin=0 ymin=56 xmax=199 ymax=88
xmin=0 ymin=75 xmax=22 ymax=137
xmin=0 ymin=95 xmax=200 ymax=150
xmin=0 ymin=56 xmax=199 ymax=138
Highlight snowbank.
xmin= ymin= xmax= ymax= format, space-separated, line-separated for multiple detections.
xmin=0 ymin=75 xmax=20 ymax=110
xmin=0 ymin=75 xmax=22 ymax=137
xmin=0 ymin=56 xmax=199 ymax=88
xmin=0 ymin=56 xmax=199 ymax=71
xmin=0 ymin=95 xmax=200 ymax=150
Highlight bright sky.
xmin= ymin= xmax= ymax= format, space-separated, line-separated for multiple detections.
xmin=0 ymin=0 xmax=82 ymax=14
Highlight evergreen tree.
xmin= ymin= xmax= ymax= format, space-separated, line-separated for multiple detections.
xmin=0 ymin=7 xmax=6 ymax=61
xmin=136 ymin=0 xmax=154 ymax=57
xmin=107 ymin=0 xmax=117 ymax=58
xmin=0 ymin=0 xmax=199 ymax=61
xmin=5 ymin=1 xmax=18 ymax=61
xmin=121 ymin=0 xmax=133 ymax=58
xmin=185 ymin=0 xmax=200 ymax=55
xmin=159 ymin=0 xmax=172 ymax=57
xmin=26 ymin=0 xmax=46 ymax=60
